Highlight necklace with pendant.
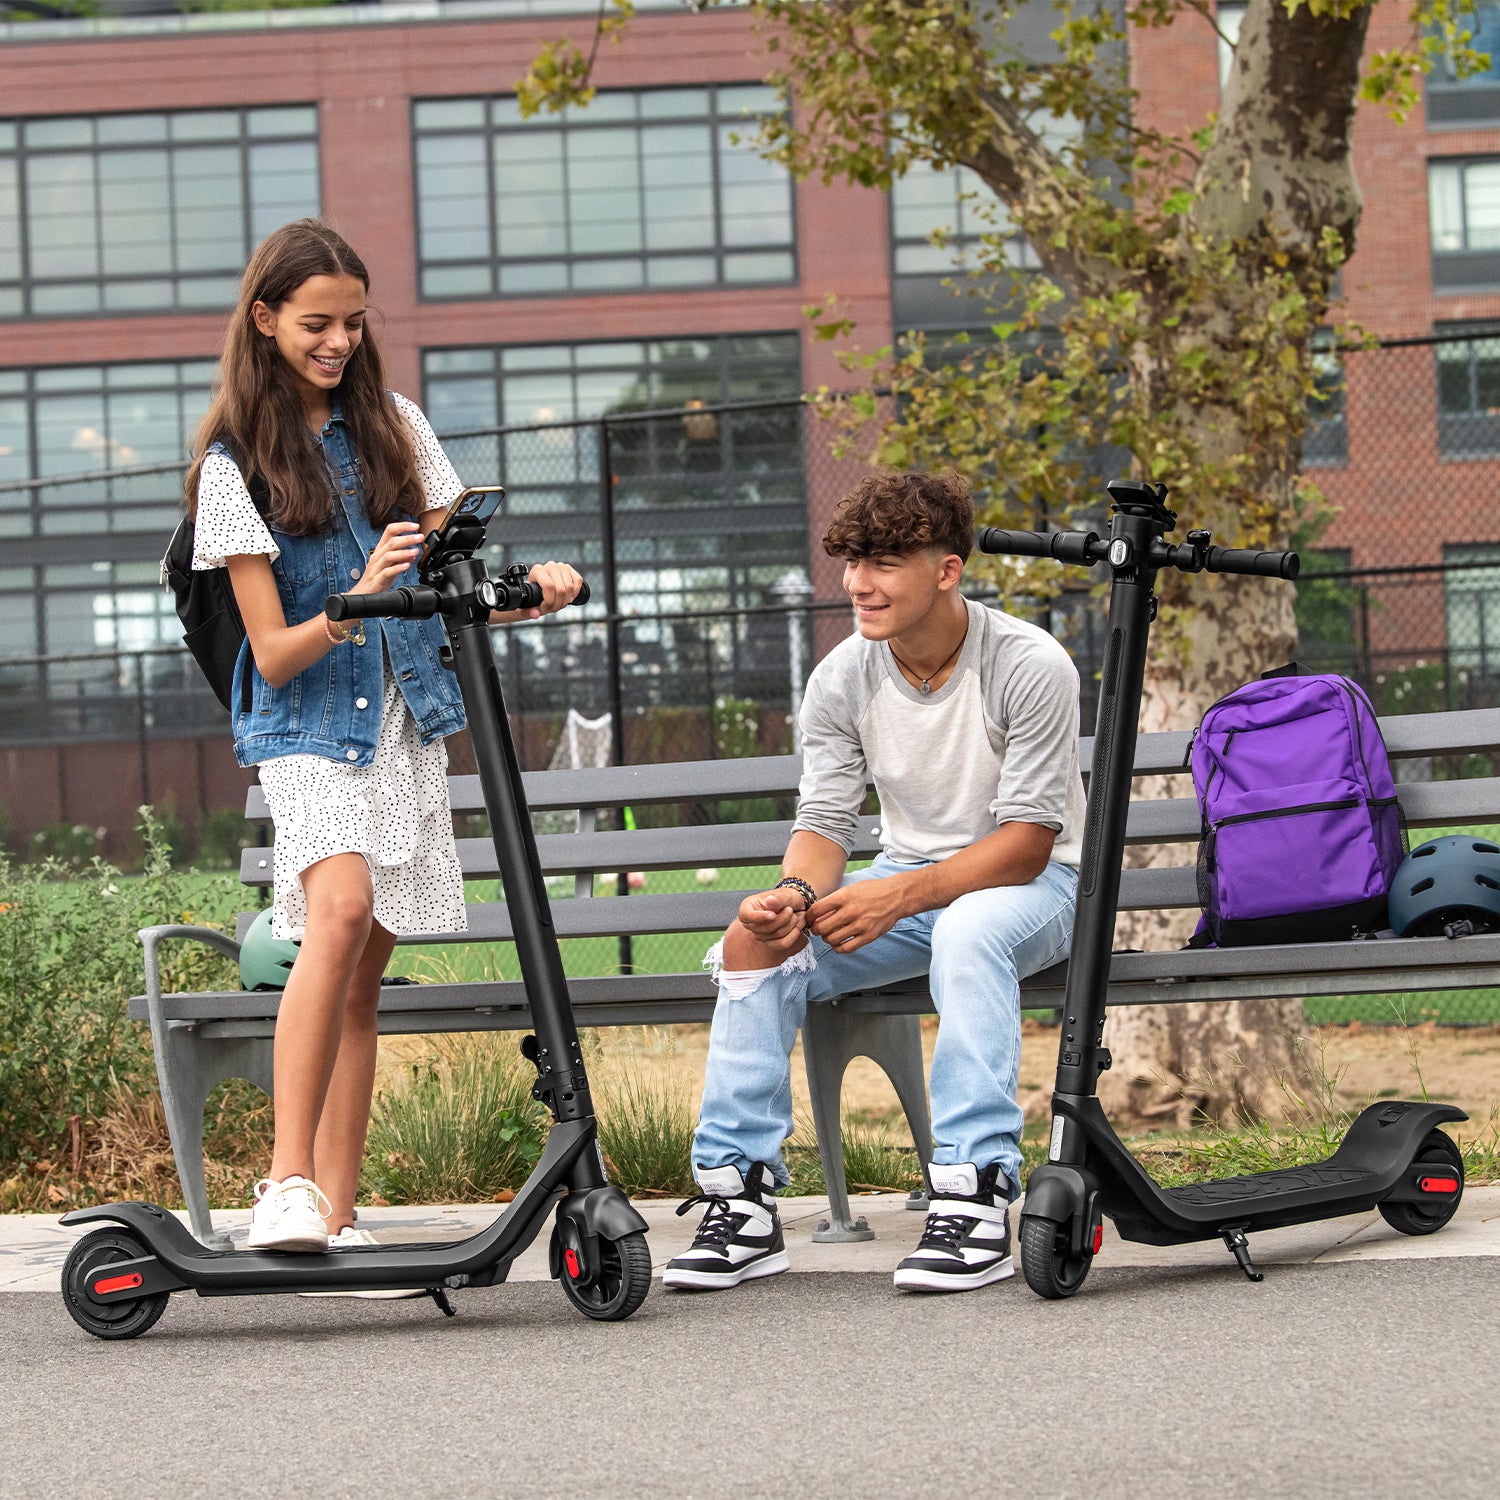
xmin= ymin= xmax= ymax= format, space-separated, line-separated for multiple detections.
xmin=889 ymin=638 xmax=963 ymax=695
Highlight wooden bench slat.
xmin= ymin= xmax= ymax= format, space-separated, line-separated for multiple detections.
xmin=133 ymin=932 xmax=1500 ymax=1028
xmin=241 ymin=708 xmax=1500 ymax=820
xmin=238 ymin=775 xmax=1500 ymax=886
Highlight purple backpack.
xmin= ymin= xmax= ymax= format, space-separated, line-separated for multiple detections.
xmin=1189 ymin=672 xmax=1405 ymax=947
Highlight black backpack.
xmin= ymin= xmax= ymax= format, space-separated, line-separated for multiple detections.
xmin=161 ymin=439 xmax=271 ymax=711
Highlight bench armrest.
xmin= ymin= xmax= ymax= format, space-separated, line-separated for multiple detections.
xmin=138 ymin=924 xmax=244 ymax=1034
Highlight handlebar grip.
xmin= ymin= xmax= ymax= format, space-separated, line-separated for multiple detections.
xmin=325 ymin=587 xmax=440 ymax=620
xmin=1204 ymin=546 xmax=1300 ymax=581
xmin=977 ymin=527 xmax=1101 ymax=564
xmin=572 ymin=578 xmax=591 ymax=606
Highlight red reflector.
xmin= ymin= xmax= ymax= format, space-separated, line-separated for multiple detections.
xmin=1091 ymin=1224 xmax=1103 ymax=1255
xmin=94 ymin=1273 xmax=143 ymax=1295
xmin=564 ymin=1248 xmax=581 ymax=1279
xmin=1419 ymin=1176 xmax=1459 ymax=1194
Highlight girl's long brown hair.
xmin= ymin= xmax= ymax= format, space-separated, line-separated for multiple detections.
xmin=185 ymin=219 xmax=423 ymax=533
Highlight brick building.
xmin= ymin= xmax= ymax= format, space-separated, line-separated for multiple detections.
xmin=2 ymin=2 xmax=1498 ymax=845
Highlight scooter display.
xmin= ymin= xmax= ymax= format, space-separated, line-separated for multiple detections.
xmin=60 ymin=492 xmax=651 ymax=1338
xmin=981 ymin=480 xmax=1467 ymax=1298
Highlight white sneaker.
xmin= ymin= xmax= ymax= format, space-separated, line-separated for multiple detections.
xmin=247 ymin=1175 xmax=331 ymax=1252
xmin=893 ymin=1163 xmax=1015 ymax=1292
xmin=301 ymin=1226 xmax=427 ymax=1300
xmin=662 ymin=1164 xmax=790 ymax=1291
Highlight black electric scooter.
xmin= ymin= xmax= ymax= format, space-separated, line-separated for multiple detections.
xmin=60 ymin=489 xmax=652 ymax=1338
xmin=980 ymin=480 xmax=1468 ymax=1298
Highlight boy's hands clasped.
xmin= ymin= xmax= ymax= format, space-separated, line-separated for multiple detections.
xmin=737 ymin=876 xmax=907 ymax=956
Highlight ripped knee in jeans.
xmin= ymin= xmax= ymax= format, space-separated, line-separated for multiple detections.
xmin=702 ymin=936 xmax=817 ymax=1001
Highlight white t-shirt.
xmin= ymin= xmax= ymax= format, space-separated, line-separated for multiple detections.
xmin=190 ymin=393 xmax=463 ymax=570
xmin=792 ymin=594 xmax=1086 ymax=867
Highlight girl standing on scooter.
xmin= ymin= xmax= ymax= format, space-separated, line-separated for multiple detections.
xmin=187 ymin=219 xmax=581 ymax=1254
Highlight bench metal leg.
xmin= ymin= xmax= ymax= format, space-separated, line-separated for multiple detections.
xmin=801 ymin=1006 xmax=933 ymax=1243
xmin=155 ymin=1025 xmax=274 ymax=1250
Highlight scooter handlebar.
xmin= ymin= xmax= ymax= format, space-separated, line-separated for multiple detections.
xmin=1200 ymin=545 xmax=1300 ymax=580
xmin=326 ymin=586 xmax=441 ymax=620
xmin=325 ymin=577 xmax=591 ymax=622
xmin=977 ymin=527 xmax=1103 ymax=564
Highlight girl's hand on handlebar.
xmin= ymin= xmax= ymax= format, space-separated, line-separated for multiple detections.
xmin=353 ymin=522 xmax=423 ymax=594
xmin=520 ymin=560 xmax=584 ymax=620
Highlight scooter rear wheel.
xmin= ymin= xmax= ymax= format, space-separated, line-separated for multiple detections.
xmin=61 ymin=1228 xmax=169 ymax=1341
xmin=1019 ymin=1215 xmax=1093 ymax=1299
xmin=560 ymin=1230 xmax=651 ymax=1321
xmin=1378 ymin=1129 xmax=1465 ymax=1236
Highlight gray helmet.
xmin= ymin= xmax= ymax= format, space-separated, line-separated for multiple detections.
xmin=239 ymin=908 xmax=300 ymax=990
xmin=1388 ymin=835 xmax=1500 ymax=938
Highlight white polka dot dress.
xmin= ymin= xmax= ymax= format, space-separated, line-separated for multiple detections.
xmin=192 ymin=394 xmax=470 ymax=942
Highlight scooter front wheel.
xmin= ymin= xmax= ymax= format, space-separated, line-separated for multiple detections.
xmin=1379 ymin=1129 xmax=1465 ymax=1236
xmin=61 ymin=1228 xmax=170 ymax=1341
xmin=1019 ymin=1215 xmax=1093 ymax=1299
xmin=560 ymin=1230 xmax=651 ymax=1321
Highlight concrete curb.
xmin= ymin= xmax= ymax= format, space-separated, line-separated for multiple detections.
xmin=4 ymin=1184 xmax=1497 ymax=1293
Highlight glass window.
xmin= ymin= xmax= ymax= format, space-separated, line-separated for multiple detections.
xmin=413 ymin=85 xmax=796 ymax=299
xmin=1429 ymin=159 xmax=1500 ymax=252
xmin=0 ymin=361 xmax=214 ymax=553
xmin=0 ymin=105 xmax=318 ymax=319
xmin=1435 ymin=326 xmax=1500 ymax=457
xmin=422 ymin=332 xmax=808 ymax=716
xmin=888 ymin=113 xmax=1078 ymax=282
xmin=1445 ymin=543 xmax=1500 ymax=675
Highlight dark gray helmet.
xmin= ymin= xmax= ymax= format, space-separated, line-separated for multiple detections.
xmin=1388 ymin=835 xmax=1500 ymax=938
xmin=239 ymin=908 xmax=300 ymax=990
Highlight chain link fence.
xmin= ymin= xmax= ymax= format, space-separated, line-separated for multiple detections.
xmin=3 ymin=342 xmax=1500 ymax=1019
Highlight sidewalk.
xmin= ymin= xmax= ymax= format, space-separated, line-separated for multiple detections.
xmin=5 ymin=1184 xmax=1498 ymax=1291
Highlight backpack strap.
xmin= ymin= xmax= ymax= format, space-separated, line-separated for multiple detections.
xmin=214 ymin=435 xmax=272 ymax=520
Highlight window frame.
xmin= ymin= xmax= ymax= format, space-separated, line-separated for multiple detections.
xmin=409 ymin=85 xmax=798 ymax=302
xmin=0 ymin=104 xmax=320 ymax=321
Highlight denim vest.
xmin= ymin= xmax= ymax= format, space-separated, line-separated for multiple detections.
xmin=226 ymin=405 xmax=466 ymax=769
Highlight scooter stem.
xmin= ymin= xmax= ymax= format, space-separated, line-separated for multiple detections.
xmin=439 ymin=557 xmax=595 ymax=1128
xmin=1052 ymin=495 xmax=1169 ymax=1105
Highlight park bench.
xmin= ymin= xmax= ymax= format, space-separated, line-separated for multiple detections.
xmin=134 ymin=705 xmax=1500 ymax=1250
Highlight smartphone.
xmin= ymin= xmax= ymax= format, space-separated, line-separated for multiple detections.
xmin=418 ymin=485 xmax=505 ymax=569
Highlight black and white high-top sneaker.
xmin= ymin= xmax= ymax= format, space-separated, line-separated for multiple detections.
xmin=662 ymin=1163 xmax=790 ymax=1291
xmin=893 ymin=1162 xmax=1013 ymax=1292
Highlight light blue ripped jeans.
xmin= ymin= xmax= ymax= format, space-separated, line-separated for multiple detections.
xmin=692 ymin=854 xmax=1079 ymax=1200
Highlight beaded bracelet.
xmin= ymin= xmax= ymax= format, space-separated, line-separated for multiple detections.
xmin=324 ymin=615 xmax=352 ymax=645
xmin=775 ymin=875 xmax=817 ymax=911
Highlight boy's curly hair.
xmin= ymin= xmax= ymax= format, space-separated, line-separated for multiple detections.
xmin=822 ymin=469 xmax=975 ymax=561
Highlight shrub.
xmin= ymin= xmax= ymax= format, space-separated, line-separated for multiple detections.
xmin=195 ymin=806 xmax=249 ymax=871
xmin=0 ymin=809 xmax=239 ymax=1172
xmin=595 ymin=1068 xmax=696 ymax=1196
xmin=361 ymin=1036 xmax=548 ymax=1204
xmin=27 ymin=822 xmax=107 ymax=869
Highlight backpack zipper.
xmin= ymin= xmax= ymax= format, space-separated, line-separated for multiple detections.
xmin=1213 ymin=796 xmax=1360 ymax=830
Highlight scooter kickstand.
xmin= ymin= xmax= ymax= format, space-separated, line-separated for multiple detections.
xmin=427 ymin=1287 xmax=458 ymax=1318
xmin=1222 ymin=1227 xmax=1264 ymax=1283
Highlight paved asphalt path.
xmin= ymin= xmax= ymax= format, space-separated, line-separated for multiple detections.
xmin=3 ymin=1259 xmax=1496 ymax=1500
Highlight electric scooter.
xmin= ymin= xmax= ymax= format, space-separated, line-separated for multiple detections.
xmin=981 ymin=480 xmax=1468 ymax=1298
xmin=60 ymin=489 xmax=652 ymax=1338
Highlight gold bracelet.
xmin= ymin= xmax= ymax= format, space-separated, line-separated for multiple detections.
xmin=776 ymin=875 xmax=817 ymax=912
xmin=323 ymin=615 xmax=352 ymax=645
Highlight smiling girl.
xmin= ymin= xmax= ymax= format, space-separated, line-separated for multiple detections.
xmin=185 ymin=219 xmax=580 ymax=1256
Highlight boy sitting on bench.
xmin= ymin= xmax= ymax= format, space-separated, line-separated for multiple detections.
xmin=664 ymin=468 xmax=1085 ymax=1294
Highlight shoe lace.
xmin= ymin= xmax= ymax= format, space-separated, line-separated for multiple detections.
xmin=254 ymin=1177 xmax=332 ymax=1222
xmin=917 ymin=1208 xmax=978 ymax=1254
xmin=674 ymin=1192 xmax=743 ymax=1251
